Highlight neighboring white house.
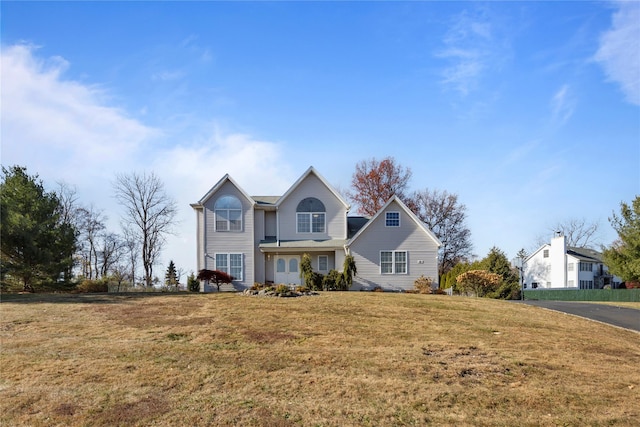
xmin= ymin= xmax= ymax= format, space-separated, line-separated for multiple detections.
xmin=191 ymin=166 xmax=441 ymax=292
xmin=523 ymin=233 xmax=622 ymax=290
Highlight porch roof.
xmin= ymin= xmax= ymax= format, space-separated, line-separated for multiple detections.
xmin=259 ymin=238 xmax=347 ymax=252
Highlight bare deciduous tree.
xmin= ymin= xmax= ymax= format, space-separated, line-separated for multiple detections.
xmin=534 ymin=218 xmax=601 ymax=249
xmin=113 ymin=172 xmax=177 ymax=287
xmin=412 ymin=188 xmax=473 ymax=277
xmin=77 ymin=205 xmax=107 ymax=280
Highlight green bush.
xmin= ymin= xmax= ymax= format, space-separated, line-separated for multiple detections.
xmin=187 ymin=273 xmax=200 ymax=292
xmin=487 ymin=281 xmax=521 ymax=300
xmin=322 ymin=269 xmax=343 ymax=291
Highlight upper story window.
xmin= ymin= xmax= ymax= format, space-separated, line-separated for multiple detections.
xmin=579 ymin=262 xmax=593 ymax=272
xmin=543 ymin=249 xmax=549 ymax=258
xmin=386 ymin=212 xmax=400 ymax=227
xmin=297 ymin=197 xmax=325 ymax=233
xmin=215 ymin=195 xmax=242 ymax=232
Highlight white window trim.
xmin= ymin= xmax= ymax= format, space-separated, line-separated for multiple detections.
xmin=385 ymin=211 xmax=400 ymax=227
xmin=296 ymin=212 xmax=326 ymax=234
xmin=214 ymin=253 xmax=243 ymax=281
xmin=380 ymin=250 xmax=408 ymax=275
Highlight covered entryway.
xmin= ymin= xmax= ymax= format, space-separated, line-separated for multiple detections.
xmin=274 ymin=255 xmax=301 ymax=285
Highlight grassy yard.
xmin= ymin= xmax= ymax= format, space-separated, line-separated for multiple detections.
xmin=1 ymin=292 xmax=638 ymax=426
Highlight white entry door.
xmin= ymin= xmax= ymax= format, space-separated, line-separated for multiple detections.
xmin=274 ymin=255 xmax=301 ymax=285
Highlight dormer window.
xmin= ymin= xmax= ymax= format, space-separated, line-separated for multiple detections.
xmin=297 ymin=197 xmax=325 ymax=233
xmin=215 ymin=195 xmax=242 ymax=231
xmin=386 ymin=212 xmax=400 ymax=227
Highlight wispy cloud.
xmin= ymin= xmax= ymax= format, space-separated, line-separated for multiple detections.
xmin=151 ymin=70 xmax=186 ymax=82
xmin=1 ymin=44 xmax=158 ymax=181
xmin=594 ymin=1 xmax=640 ymax=106
xmin=550 ymin=84 xmax=576 ymax=126
xmin=436 ymin=7 xmax=510 ymax=96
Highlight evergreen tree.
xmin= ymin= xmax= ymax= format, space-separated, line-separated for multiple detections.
xmin=187 ymin=272 xmax=200 ymax=292
xmin=1 ymin=166 xmax=76 ymax=290
xmin=603 ymin=196 xmax=640 ymax=282
xmin=165 ymin=260 xmax=178 ymax=290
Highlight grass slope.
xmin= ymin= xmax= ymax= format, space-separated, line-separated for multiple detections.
xmin=1 ymin=293 xmax=638 ymax=426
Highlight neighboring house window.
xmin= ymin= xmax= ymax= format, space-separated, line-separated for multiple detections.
xmin=579 ymin=262 xmax=593 ymax=272
xmin=385 ymin=212 xmax=400 ymax=227
xmin=297 ymin=197 xmax=325 ymax=233
xmin=380 ymin=250 xmax=407 ymax=274
xmin=215 ymin=195 xmax=242 ymax=232
xmin=215 ymin=253 xmax=242 ymax=281
xmin=580 ymin=280 xmax=594 ymax=289
xmin=318 ymin=255 xmax=328 ymax=271
xmin=568 ymin=263 xmax=574 ymax=271
xmin=543 ymin=249 xmax=549 ymax=258
xmin=568 ymin=280 xmax=574 ymax=286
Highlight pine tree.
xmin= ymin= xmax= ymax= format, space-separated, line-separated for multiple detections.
xmin=165 ymin=260 xmax=178 ymax=290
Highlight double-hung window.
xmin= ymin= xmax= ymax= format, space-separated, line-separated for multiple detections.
xmin=215 ymin=196 xmax=242 ymax=232
xmin=296 ymin=197 xmax=326 ymax=233
xmin=380 ymin=250 xmax=407 ymax=274
xmin=215 ymin=253 xmax=243 ymax=281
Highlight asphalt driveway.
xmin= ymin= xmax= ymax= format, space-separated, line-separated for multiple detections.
xmin=518 ymin=300 xmax=640 ymax=332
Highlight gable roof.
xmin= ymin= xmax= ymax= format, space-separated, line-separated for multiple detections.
xmin=567 ymin=247 xmax=603 ymax=263
xmin=346 ymin=195 xmax=442 ymax=248
xmin=275 ymin=166 xmax=350 ymax=210
xmin=192 ymin=174 xmax=255 ymax=208
xmin=524 ymin=244 xmax=550 ymax=263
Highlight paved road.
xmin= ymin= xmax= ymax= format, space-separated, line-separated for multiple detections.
xmin=518 ymin=301 xmax=640 ymax=332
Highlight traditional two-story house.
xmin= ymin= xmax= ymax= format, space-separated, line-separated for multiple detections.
xmin=191 ymin=167 xmax=441 ymax=292
xmin=523 ymin=233 xmax=622 ymax=290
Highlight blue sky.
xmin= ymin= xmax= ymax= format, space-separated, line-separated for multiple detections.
xmin=2 ymin=1 xmax=639 ymax=276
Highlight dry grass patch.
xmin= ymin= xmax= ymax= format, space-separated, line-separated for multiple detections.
xmin=1 ymin=292 xmax=638 ymax=426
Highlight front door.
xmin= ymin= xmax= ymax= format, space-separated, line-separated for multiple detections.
xmin=274 ymin=255 xmax=301 ymax=285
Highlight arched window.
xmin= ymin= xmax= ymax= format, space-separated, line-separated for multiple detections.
xmin=296 ymin=197 xmax=325 ymax=233
xmin=215 ymin=195 xmax=242 ymax=231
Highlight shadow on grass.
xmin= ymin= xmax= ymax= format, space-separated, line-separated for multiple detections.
xmin=0 ymin=292 xmax=203 ymax=304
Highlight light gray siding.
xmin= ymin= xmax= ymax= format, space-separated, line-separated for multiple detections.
xmin=265 ymin=211 xmax=277 ymax=237
xmin=278 ymin=173 xmax=347 ymax=241
xmin=348 ymin=200 xmax=439 ymax=291
xmin=202 ymin=180 xmax=254 ymax=290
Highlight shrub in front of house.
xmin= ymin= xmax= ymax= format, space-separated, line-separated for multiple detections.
xmin=413 ymin=275 xmax=433 ymax=294
xmin=275 ymin=284 xmax=289 ymax=295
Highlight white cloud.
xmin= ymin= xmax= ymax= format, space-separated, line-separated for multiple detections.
xmin=1 ymin=43 xmax=290 ymax=275
xmin=1 ymin=44 xmax=158 ymax=182
xmin=594 ymin=1 xmax=640 ymax=106
xmin=436 ymin=8 xmax=509 ymax=96
xmin=550 ymin=84 xmax=576 ymax=125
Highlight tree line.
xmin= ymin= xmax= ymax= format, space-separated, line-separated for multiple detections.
xmin=1 ymin=166 xmax=178 ymax=292
xmin=2 ymin=160 xmax=637 ymax=293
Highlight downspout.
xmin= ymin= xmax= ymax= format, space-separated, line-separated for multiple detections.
xmin=276 ymin=206 xmax=280 ymax=247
